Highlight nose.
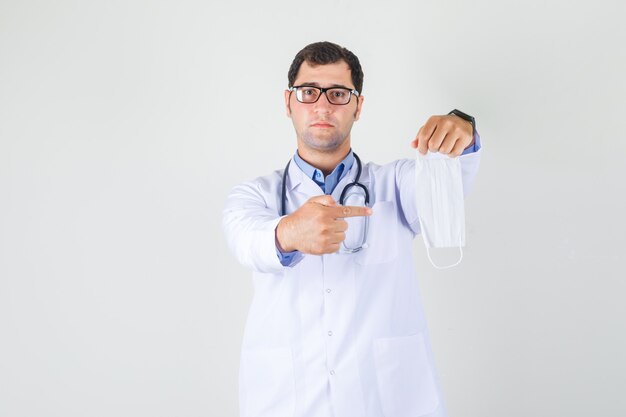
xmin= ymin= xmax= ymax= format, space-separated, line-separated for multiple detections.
xmin=313 ymin=92 xmax=333 ymax=113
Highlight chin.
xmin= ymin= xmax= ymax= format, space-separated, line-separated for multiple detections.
xmin=302 ymin=131 xmax=346 ymax=152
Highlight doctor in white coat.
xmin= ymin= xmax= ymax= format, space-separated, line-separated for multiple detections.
xmin=223 ymin=41 xmax=482 ymax=417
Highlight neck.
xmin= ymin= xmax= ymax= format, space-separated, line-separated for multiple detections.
xmin=296 ymin=139 xmax=352 ymax=176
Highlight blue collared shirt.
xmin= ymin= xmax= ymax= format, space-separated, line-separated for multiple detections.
xmin=294 ymin=150 xmax=355 ymax=195
xmin=276 ymin=131 xmax=482 ymax=266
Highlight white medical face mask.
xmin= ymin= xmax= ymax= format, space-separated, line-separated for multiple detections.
xmin=415 ymin=150 xmax=466 ymax=269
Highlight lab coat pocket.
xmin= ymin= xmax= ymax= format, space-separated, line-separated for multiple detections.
xmin=354 ymin=200 xmax=398 ymax=265
xmin=241 ymin=346 xmax=295 ymax=417
xmin=373 ymin=333 xmax=439 ymax=417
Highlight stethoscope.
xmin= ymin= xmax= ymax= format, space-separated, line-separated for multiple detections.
xmin=280 ymin=152 xmax=370 ymax=253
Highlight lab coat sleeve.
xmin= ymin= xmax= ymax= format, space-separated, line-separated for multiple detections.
xmin=222 ymin=180 xmax=289 ymax=274
xmin=396 ymin=132 xmax=482 ymax=236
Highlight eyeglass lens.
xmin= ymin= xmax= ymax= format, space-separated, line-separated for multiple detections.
xmin=296 ymin=87 xmax=352 ymax=105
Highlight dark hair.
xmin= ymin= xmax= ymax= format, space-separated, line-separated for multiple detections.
xmin=287 ymin=41 xmax=364 ymax=93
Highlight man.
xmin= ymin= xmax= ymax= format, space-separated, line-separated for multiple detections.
xmin=223 ymin=41 xmax=481 ymax=417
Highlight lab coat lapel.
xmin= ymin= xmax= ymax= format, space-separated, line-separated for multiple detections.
xmin=284 ymin=157 xmax=324 ymax=213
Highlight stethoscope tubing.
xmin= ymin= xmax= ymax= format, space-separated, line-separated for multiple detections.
xmin=280 ymin=153 xmax=369 ymax=216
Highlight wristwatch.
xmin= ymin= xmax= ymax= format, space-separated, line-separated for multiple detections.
xmin=448 ymin=109 xmax=476 ymax=137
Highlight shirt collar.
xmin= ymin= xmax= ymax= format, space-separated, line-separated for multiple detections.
xmin=293 ymin=149 xmax=355 ymax=186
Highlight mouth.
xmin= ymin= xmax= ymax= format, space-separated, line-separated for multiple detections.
xmin=311 ymin=122 xmax=334 ymax=128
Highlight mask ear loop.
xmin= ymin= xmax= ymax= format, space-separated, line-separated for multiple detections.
xmin=425 ymin=244 xmax=463 ymax=269
xmin=418 ymin=217 xmax=464 ymax=269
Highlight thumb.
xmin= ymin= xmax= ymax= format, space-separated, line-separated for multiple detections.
xmin=308 ymin=195 xmax=337 ymax=207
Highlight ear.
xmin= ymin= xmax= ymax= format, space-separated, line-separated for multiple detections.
xmin=284 ymin=89 xmax=292 ymax=118
xmin=353 ymin=95 xmax=364 ymax=121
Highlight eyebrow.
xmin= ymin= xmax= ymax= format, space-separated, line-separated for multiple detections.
xmin=298 ymin=82 xmax=353 ymax=90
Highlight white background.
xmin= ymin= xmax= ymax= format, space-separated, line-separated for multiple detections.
xmin=1 ymin=1 xmax=625 ymax=416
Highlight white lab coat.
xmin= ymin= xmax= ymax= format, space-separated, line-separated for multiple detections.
xmin=223 ymin=150 xmax=481 ymax=417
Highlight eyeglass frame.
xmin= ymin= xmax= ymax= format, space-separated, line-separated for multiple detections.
xmin=288 ymin=84 xmax=360 ymax=105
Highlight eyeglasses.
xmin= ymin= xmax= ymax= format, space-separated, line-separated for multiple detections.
xmin=289 ymin=85 xmax=360 ymax=105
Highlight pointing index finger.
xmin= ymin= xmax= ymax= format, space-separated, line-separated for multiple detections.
xmin=332 ymin=205 xmax=373 ymax=218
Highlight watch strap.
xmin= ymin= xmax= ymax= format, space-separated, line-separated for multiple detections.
xmin=448 ymin=109 xmax=476 ymax=137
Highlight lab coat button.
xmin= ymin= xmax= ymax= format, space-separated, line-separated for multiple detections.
xmin=326 ymin=288 xmax=331 ymax=293
xmin=330 ymin=370 xmax=335 ymax=376
xmin=328 ymin=331 xmax=333 ymax=336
